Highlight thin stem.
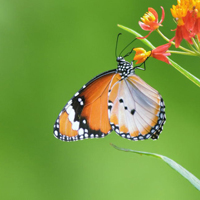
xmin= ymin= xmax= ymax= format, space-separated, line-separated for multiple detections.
xmin=191 ymin=37 xmax=199 ymax=51
xmin=195 ymin=36 xmax=200 ymax=49
xmin=168 ymin=50 xmax=197 ymax=56
xmin=156 ymin=29 xmax=195 ymax=54
xmin=186 ymin=42 xmax=200 ymax=55
xmin=156 ymin=28 xmax=171 ymax=41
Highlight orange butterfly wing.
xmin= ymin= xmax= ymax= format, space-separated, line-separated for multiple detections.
xmin=54 ymin=70 xmax=116 ymax=141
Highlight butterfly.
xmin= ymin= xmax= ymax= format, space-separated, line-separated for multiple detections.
xmin=53 ymin=37 xmax=166 ymax=142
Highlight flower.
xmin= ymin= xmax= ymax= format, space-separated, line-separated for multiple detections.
xmin=183 ymin=10 xmax=197 ymax=32
xmin=133 ymin=48 xmax=151 ymax=64
xmin=173 ymin=25 xmax=193 ymax=48
xmin=170 ymin=0 xmax=200 ymax=47
xmin=151 ymin=43 xmax=171 ymax=64
xmin=171 ymin=2 xmax=187 ymax=20
xmin=138 ymin=7 xmax=165 ymax=39
xmin=192 ymin=0 xmax=200 ymax=35
xmin=133 ymin=43 xmax=171 ymax=65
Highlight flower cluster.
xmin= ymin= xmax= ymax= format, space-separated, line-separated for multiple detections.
xmin=132 ymin=1 xmax=200 ymax=66
xmin=171 ymin=0 xmax=200 ymax=47
xmin=132 ymin=6 xmax=171 ymax=65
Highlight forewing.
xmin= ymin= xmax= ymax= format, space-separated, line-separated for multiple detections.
xmin=54 ymin=70 xmax=116 ymax=142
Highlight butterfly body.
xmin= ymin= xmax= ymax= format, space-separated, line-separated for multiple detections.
xmin=53 ymin=57 xmax=166 ymax=142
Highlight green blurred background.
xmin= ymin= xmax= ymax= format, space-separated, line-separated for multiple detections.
xmin=1 ymin=0 xmax=200 ymax=199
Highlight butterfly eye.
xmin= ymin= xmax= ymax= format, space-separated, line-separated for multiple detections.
xmin=116 ymin=57 xmax=122 ymax=62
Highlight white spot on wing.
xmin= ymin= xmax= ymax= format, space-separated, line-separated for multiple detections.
xmin=54 ymin=130 xmax=58 ymax=136
xmin=151 ymin=129 xmax=155 ymax=133
xmin=72 ymin=121 xmax=79 ymax=130
xmin=75 ymin=92 xmax=79 ymax=97
xmin=78 ymin=128 xmax=84 ymax=135
xmin=115 ymin=128 xmax=119 ymax=133
xmin=146 ymin=134 xmax=151 ymax=139
xmin=68 ymin=109 xmax=75 ymax=123
xmin=66 ymin=105 xmax=73 ymax=114
xmin=138 ymin=136 xmax=144 ymax=140
xmin=68 ymin=99 xmax=72 ymax=105
xmin=108 ymin=102 xmax=113 ymax=106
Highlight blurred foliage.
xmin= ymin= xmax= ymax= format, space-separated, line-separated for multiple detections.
xmin=1 ymin=0 xmax=200 ymax=199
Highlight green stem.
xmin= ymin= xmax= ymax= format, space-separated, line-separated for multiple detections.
xmin=117 ymin=24 xmax=200 ymax=87
xmin=169 ymin=58 xmax=200 ymax=87
xmin=186 ymin=42 xmax=200 ymax=56
xmin=110 ymin=143 xmax=200 ymax=191
xmin=191 ymin=37 xmax=199 ymax=51
xmin=117 ymin=24 xmax=155 ymax=49
xmin=168 ymin=50 xmax=196 ymax=56
xmin=195 ymin=36 xmax=200 ymax=49
xmin=156 ymin=29 xmax=196 ymax=55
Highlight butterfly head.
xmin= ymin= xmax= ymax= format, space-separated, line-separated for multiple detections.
xmin=116 ymin=56 xmax=124 ymax=62
xmin=116 ymin=56 xmax=126 ymax=64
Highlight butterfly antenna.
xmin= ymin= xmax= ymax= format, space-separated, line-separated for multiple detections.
xmin=119 ymin=38 xmax=137 ymax=57
xmin=115 ymin=33 xmax=122 ymax=58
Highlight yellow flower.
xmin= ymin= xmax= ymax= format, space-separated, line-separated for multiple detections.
xmin=171 ymin=4 xmax=187 ymax=19
xmin=196 ymin=0 xmax=200 ymax=17
xmin=141 ymin=11 xmax=156 ymax=26
xmin=133 ymin=48 xmax=151 ymax=64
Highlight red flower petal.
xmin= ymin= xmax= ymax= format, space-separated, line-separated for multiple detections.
xmin=169 ymin=36 xmax=175 ymax=42
xmin=137 ymin=31 xmax=153 ymax=39
xmin=152 ymin=54 xmax=171 ymax=65
xmin=181 ymin=25 xmax=193 ymax=44
xmin=183 ymin=10 xmax=197 ymax=32
xmin=148 ymin=21 xmax=160 ymax=30
xmin=139 ymin=21 xmax=151 ymax=31
xmin=175 ymin=24 xmax=193 ymax=47
xmin=175 ymin=26 xmax=183 ymax=48
xmin=159 ymin=6 xmax=165 ymax=25
xmin=148 ymin=7 xmax=158 ymax=22
xmin=193 ymin=18 xmax=200 ymax=35
xmin=152 ymin=43 xmax=171 ymax=54
xmin=151 ymin=43 xmax=171 ymax=65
